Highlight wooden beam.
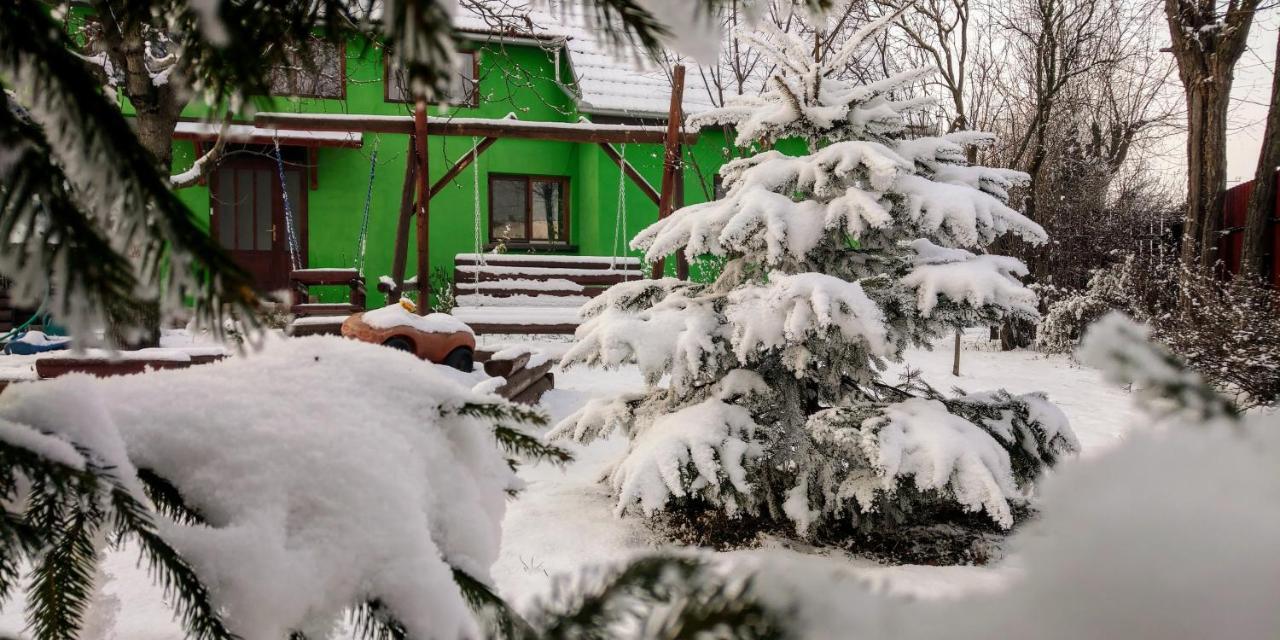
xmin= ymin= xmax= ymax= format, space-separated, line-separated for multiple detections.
xmin=414 ymin=101 xmax=431 ymax=314
xmin=654 ymin=64 xmax=687 ymax=279
xmin=430 ymin=136 xmax=498 ymax=198
xmin=599 ymin=143 xmax=661 ymax=206
xmin=254 ymin=112 xmax=700 ymax=145
xmin=385 ymin=136 xmax=417 ymax=303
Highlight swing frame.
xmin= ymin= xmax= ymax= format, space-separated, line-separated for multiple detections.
xmin=256 ymin=66 xmax=692 ymax=313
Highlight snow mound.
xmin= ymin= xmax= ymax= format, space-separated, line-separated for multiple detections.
xmin=0 ymin=336 xmax=521 ymax=639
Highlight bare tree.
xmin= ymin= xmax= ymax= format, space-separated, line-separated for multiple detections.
xmin=1163 ymin=0 xmax=1262 ymax=272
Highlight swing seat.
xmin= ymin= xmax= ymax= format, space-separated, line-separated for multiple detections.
xmin=449 ymin=254 xmax=641 ymax=335
xmin=288 ymin=268 xmax=367 ymax=336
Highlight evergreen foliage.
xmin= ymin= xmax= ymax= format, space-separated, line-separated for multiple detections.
xmin=1 ymin=0 xmax=727 ymax=345
xmin=530 ymin=555 xmax=783 ymax=640
xmin=555 ymin=15 xmax=1080 ymax=548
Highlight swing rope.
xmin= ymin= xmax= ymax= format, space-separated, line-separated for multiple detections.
xmin=470 ymin=136 xmax=484 ymax=286
xmin=272 ymin=135 xmax=302 ymax=273
xmin=611 ymin=143 xmax=631 ymax=280
xmin=353 ymin=138 xmax=380 ymax=276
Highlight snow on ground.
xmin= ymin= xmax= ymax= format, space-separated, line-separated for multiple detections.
xmin=489 ymin=328 xmax=1139 ymax=611
xmin=0 ymin=329 xmax=1138 ymax=636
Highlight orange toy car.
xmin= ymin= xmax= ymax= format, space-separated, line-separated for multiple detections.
xmin=341 ymin=299 xmax=476 ymax=371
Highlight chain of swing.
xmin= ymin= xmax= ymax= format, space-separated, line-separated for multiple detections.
xmin=272 ymin=132 xmax=646 ymax=294
xmin=273 ymin=134 xmax=380 ymax=276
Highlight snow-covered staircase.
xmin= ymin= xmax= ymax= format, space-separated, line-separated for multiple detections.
xmin=450 ymin=254 xmax=641 ymax=334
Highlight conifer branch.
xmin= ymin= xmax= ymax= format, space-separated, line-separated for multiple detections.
xmin=451 ymin=566 xmax=532 ymax=640
xmin=24 ymin=493 xmax=101 ymax=640
xmin=106 ymin=481 xmax=239 ymax=640
xmin=533 ymin=555 xmax=784 ymax=640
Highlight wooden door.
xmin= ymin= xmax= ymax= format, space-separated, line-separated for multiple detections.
xmin=211 ymin=158 xmax=307 ymax=293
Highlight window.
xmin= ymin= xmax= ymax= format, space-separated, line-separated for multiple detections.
xmin=386 ymin=51 xmax=478 ymax=106
xmin=489 ymin=175 xmax=569 ymax=244
xmin=268 ymin=39 xmax=344 ymax=98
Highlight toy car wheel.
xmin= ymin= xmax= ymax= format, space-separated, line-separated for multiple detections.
xmin=383 ymin=337 xmax=415 ymax=353
xmin=442 ymin=346 xmax=474 ymax=372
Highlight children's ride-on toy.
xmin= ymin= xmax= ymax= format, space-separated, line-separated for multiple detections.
xmin=341 ymin=299 xmax=476 ymax=372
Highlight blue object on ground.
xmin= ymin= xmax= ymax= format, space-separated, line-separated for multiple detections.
xmin=2 ymin=330 xmax=72 ymax=355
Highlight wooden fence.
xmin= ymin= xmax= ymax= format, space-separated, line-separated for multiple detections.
xmin=1217 ymin=169 xmax=1280 ymax=286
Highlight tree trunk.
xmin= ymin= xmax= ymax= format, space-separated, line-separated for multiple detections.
xmin=951 ymin=330 xmax=961 ymax=376
xmin=1163 ymin=0 xmax=1259 ymax=275
xmin=1183 ymin=79 xmax=1233 ymax=274
xmin=94 ymin=3 xmax=187 ymax=347
xmin=1240 ymin=33 xmax=1280 ymax=280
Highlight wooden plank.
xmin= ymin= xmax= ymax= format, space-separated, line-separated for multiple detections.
xmin=36 ymin=358 xmax=191 ymax=379
xmin=455 ymin=287 xmax=603 ymax=298
xmin=255 ymin=113 xmax=700 ymax=145
xmin=495 ymin=360 xmax=554 ymax=399
xmin=454 ymin=269 xmax=633 ymax=286
xmin=454 ymin=256 xmax=641 ymax=271
xmin=465 ymin=322 xmax=580 ymax=335
xmin=510 ymin=373 xmax=554 ymax=405
xmin=292 ymin=303 xmax=362 ymax=316
xmin=483 ymin=351 xmax=530 ymax=379
xmin=291 ymin=269 xmax=362 ymax=285
xmin=288 ymin=321 xmax=346 ymax=337
xmin=599 ymin=143 xmax=661 ymax=206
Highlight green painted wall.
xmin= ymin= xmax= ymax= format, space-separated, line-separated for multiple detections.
xmin=167 ymin=35 xmax=731 ymax=305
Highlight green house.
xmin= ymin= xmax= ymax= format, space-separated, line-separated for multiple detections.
xmin=163 ymin=6 xmax=731 ymax=322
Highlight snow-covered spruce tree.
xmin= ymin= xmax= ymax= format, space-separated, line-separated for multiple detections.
xmin=552 ymin=17 xmax=1080 ymax=547
xmin=0 ymin=338 xmax=568 ymax=640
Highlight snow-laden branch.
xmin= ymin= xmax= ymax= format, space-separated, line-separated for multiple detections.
xmin=900 ymin=239 xmax=1038 ymax=317
xmin=170 ymin=121 xmax=229 ymax=189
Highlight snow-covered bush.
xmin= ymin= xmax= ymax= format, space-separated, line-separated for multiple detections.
xmin=534 ymin=316 xmax=1278 ymax=639
xmin=553 ymin=16 xmax=1077 ymax=554
xmin=1038 ymin=253 xmax=1280 ymax=409
xmin=0 ymin=337 xmax=563 ymax=639
xmin=1036 ymin=256 xmax=1138 ymax=354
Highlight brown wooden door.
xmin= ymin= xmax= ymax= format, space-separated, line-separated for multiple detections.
xmin=211 ymin=158 xmax=307 ymax=293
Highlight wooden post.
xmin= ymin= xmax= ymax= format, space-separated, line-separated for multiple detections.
xmin=952 ymin=330 xmax=961 ymax=377
xmin=654 ymin=64 xmax=686 ymax=279
xmin=414 ymin=100 xmax=431 ymax=314
xmin=387 ymin=136 xmax=417 ymax=303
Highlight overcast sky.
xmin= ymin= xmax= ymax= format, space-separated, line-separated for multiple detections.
xmin=1223 ymin=7 xmax=1278 ymax=184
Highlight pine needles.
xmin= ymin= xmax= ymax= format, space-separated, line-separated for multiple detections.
xmin=531 ymin=555 xmax=786 ymax=640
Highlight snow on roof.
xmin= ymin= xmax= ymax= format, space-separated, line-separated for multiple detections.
xmin=453 ymin=1 xmax=715 ymax=119
xmin=173 ymin=122 xmax=362 ymax=147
